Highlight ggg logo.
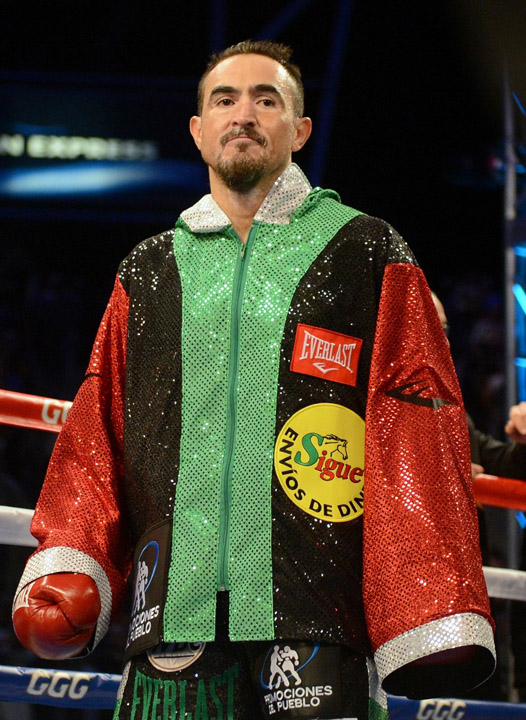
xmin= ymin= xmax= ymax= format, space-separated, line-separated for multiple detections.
xmin=27 ymin=670 xmax=91 ymax=700
xmin=274 ymin=403 xmax=364 ymax=522
xmin=41 ymin=400 xmax=71 ymax=426
xmin=416 ymin=700 xmax=467 ymax=720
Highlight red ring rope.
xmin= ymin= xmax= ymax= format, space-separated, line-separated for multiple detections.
xmin=0 ymin=389 xmax=71 ymax=433
xmin=473 ymin=474 xmax=526 ymax=511
xmin=2 ymin=388 xmax=526 ymax=510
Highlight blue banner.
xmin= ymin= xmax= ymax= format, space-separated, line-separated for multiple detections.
xmin=2 ymin=665 xmax=526 ymax=716
xmin=388 ymin=695 xmax=526 ymax=719
xmin=0 ymin=665 xmax=121 ymax=709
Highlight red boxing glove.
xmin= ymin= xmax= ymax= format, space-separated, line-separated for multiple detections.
xmin=13 ymin=573 xmax=101 ymax=660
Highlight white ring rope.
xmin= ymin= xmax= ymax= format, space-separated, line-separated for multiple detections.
xmin=2 ymin=504 xmax=525 ymax=602
xmin=482 ymin=566 xmax=526 ymax=602
xmin=0 ymin=506 xmax=37 ymax=547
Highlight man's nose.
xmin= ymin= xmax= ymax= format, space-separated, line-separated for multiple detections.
xmin=232 ymin=98 xmax=256 ymax=125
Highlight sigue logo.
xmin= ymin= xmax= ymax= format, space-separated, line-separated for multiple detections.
xmin=274 ymin=403 xmax=365 ymax=522
xmin=416 ymin=699 xmax=466 ymax=720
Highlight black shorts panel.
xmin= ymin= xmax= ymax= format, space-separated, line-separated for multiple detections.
xmin=114 ymin=639 xmax=370 ymax=720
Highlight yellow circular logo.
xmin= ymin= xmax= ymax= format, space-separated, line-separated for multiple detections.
xmin=274 ymin=403 xmax=364 ymax=523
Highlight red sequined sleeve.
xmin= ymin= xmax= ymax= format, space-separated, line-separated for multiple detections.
xmin=363 ymin=262 xmax=496 ymax=697
xmin=13 ymin=276 xmax=132 ymax=649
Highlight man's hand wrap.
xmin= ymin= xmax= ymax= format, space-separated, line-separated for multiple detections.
xmin=13 ymin=573 xmax=101 ymax=660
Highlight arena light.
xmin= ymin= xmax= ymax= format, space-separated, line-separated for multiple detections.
xmin=0 ymin=159 xmax=206 ymax=197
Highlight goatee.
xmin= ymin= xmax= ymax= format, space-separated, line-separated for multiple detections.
xmin=216 ymin=153 xmax=267 ymax=194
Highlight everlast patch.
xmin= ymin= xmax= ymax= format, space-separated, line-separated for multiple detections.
xmin=130 ymin=664 xmax=240 ymax=720
xmin=290 ymin=323 xmax=362 ymax=387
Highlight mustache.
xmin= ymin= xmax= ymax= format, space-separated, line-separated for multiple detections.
xmin=220 ymin=128 xmax=267 ymax=147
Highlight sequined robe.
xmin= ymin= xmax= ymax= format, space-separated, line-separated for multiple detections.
xmin=15 ymin=163 xmax=495 ymax=699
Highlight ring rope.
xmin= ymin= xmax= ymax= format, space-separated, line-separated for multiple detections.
xmin=0 ymin=665 xmax=120 ymax=709
xmin=0 ymin=388 xmax=71 ymax=433
xmin=0 ymin=506 xmax=36 ymax=547
xmin=2 ymin=503 xmax=525 ymax=601
xmin=484 ymin=566 xmax=526 ymax=602
xmin=2 ymin=388 xmax=526 ymax=510
xmin=473 ymin=473 xmax=526 ymax=511
xmin=388 ymin=696 xmax=526 ymax=718
xmin=1 ymin=664 xmax=526 ymax=716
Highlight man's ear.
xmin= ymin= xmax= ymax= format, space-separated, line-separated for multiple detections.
xmin=291 ymin=116 xmax=312 ymax=153
xmin=189 ymin=116 xmax=202 ymax=150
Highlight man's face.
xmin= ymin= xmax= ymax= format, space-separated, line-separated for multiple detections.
xmin=190 ymin=53 xmax=311 ymax=193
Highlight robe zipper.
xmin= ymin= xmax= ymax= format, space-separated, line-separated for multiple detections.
xmin=217 ymin=226 xmax=256 ymax=590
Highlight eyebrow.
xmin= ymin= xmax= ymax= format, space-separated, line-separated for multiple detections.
xmin=253 ymin=84 xmax=282 ymax=97
xmin=208 ymin=83 xmax=284 ymax=101
xmin=209 ymin=85 xmax=237 ymax=99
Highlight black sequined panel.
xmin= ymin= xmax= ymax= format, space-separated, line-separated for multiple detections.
xmin=119 ymin=230 xmax=182 ymax=541
xmin=272 ymin=214 xmax=416 ymax=651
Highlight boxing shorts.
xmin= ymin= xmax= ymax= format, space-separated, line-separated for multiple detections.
xmin=114 ymin=636 xmax=376 ymax=719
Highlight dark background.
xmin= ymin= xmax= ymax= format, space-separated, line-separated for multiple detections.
xmin=3 ymin=0 xmax=526 ymax=283
xmin=1 ymin=0 xmax=526 ymax=716
xmin=0 ymin=0 xmax=522 ymax=464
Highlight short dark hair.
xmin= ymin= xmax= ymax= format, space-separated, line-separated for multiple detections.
xmin=197 ymin=39 xmax=305 ymax=117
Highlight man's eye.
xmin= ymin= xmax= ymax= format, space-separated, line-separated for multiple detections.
xmin=217 ymin=98 xmax=234 ymax=106
xmin=260 ymin=98 xmax=275 ymax=107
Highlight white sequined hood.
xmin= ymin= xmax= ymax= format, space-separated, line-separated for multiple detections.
xmin=179 ymin=163 xmax=313 ymax=233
